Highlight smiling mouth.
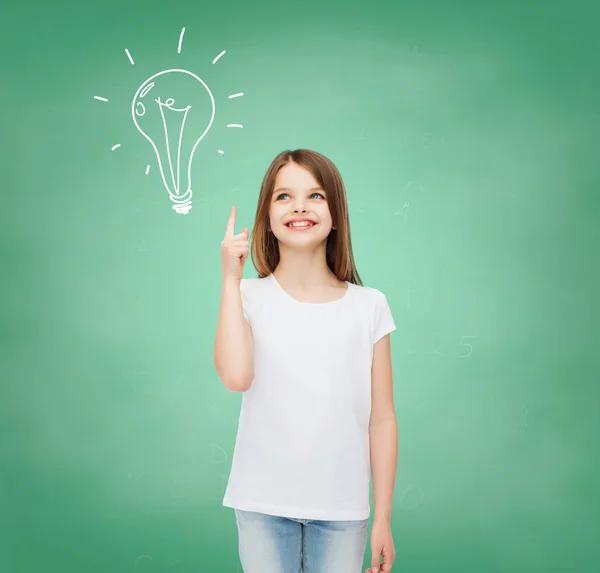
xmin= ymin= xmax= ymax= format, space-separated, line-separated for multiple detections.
xmin=285 ymin=221 xmax=317 ymax=229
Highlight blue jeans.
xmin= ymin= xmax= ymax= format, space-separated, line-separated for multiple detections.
xmin=234 ymin=509 xmax=369 ymax=573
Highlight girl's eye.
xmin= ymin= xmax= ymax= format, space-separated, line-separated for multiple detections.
xmin=275 ymin=192 xmax=324 ymax=200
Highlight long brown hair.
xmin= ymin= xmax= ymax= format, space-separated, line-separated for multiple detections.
xmin=249 ymin=149 xmax=363 ymax=286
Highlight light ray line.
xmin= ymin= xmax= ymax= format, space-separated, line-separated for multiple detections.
xmin=227 ymin=124 xmax=243 ymax=128
xmin=228 ymin=93 xmax=244 ymax=98
xmin=212 ymin=50 xmax=226 ymax=64
xmin=111 ymin=144 xmax=121 ymax=150
xmin=94 ymin=96 xmax=108 ymax=102
xmin=125 ymin=49 xmax=135 ymax=65
xmin=177 ymin=27 xmax=186 ymax=53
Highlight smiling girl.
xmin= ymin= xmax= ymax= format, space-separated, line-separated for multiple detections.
xmin=214 ymin=149 xmax=398 ymax=573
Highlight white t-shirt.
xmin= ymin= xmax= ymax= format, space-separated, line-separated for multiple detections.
xmin=222 ymin=273 xmax=396 ymax=521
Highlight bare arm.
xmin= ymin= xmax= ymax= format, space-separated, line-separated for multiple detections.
xmin=213 ymin=206 xmax=254 ymax=392
xmin=214 ymin=278 xmax=254 ymax=392
xmin=369 ymin=333 xmax=398 ymax=524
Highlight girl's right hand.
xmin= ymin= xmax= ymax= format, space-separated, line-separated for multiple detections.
xmin=221 ymin=206 xmax=249 ymax=282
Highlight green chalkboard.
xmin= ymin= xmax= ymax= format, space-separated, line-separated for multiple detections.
xmin=2 ymin=0 xmax=599 ymax=571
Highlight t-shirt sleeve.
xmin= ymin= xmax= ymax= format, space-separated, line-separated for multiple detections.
xmin=239 ymin=279 xmax=251 ymax=323
xmin=373 ymin=290 xmax=396 ymax=345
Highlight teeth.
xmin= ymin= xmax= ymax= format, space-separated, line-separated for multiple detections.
xmin=288 ymin=221 xmax=314 ymax=227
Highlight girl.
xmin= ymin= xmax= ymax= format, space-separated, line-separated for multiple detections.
xmin=214 ymin=149 xmax=398 ymax=573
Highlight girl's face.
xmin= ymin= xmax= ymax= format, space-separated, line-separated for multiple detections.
xmin=268 ymin=162 xmax=334 ymax=249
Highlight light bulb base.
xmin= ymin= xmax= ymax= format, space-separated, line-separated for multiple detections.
xmin=170 ymin=189 xmax=193 ymax=215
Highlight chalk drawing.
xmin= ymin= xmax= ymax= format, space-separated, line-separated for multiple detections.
xmin=399 ymin=333 xmax=479 ymax=356
xmin=395 ymin=201 xmax=411 ymax=224
xmin=398 ymin=483 xmax=424 ymax=509
xmin=403 ymin=339 xmax=417 ymax=354
xmin=177 ymin=27 xmax=185 ymax=54
xmin=130 ymin=48 xmax=243 ymax=214
xmin=212 ymin=50 xmax=226 ymax=64
xmin=457 ymin=335 xmax=477 ymax=358
xmin=393 ymin=181 xmax=424 ymax=224
xmin=132 ymin=555 xmax=181 ymax=570
xmin=133 ymin=555 xmax=151 ymax=569
xmin=428 ymin=333 xmax=446 ymax=356
xmin=206 ymin=443 xmax=228 ymax=464
xmin=353 ymin=125 xmax=368 ymax=141
xmin=132 ymin=69 xmax=216 ymax=214
xmin=94 ymin=33 xmax=243 ymax=214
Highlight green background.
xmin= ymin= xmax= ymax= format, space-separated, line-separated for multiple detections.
xmin=2 ymin=0 xmax=599 ymax=571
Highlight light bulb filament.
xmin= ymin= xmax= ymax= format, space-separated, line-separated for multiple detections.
xmin=156 ymin=96 xmax=192 ymax=196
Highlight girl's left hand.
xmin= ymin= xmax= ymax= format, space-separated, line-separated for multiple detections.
xmin=365 ymin=520 xmax=396 ymax=573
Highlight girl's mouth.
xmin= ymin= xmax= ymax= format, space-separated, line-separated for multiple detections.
xmin=285 ymin=222 xmax=317 ymax=230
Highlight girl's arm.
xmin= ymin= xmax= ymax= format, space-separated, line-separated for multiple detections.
xmin=214 ymin=278 xmax=255 ymax=392
xmin=369 ymin=333 xmax=398 ymax=523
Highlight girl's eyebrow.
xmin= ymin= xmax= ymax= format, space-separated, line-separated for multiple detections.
xmin=273 ymin=187 xmax=324 ymax=193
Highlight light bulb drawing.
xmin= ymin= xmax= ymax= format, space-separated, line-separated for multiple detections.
xmin=132 ymin=69 xmax=215 ymax=214
xmin=93 ymin=30 xmax=245 ymax=215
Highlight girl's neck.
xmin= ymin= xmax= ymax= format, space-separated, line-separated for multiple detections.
xmin=273 ymin=256 xmax=342 ymax=291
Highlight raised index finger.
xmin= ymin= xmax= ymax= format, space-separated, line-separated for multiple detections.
xmin=224 ymin=206 xmax=236 ymax=238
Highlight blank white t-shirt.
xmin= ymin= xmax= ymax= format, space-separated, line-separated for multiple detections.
xmin=222 ymin=273 xmax=396 ymax=521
